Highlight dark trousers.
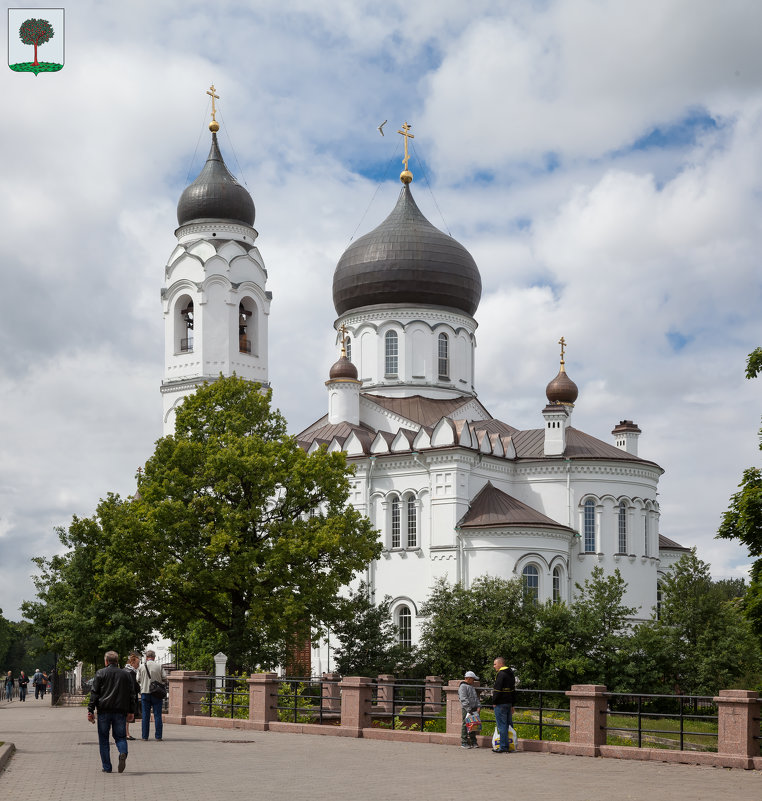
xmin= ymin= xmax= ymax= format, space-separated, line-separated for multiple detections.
xmin=461 ymin=708 xmax=477 ymax=746
xmin=141 ymin=693 xmax=163 ymax=739
xmin=97 ymin=711 xmax=127 ymax=771
xmin=494 ymin=703 xmax=513 ymax=751
xmin=19 ymin=685 xmax=27 ymax=701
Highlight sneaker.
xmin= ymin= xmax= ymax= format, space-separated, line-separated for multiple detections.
xmin=470 ymin=742 xmax=479 ymax=748
xmin=460 ymin=744 xmax=470 ymax=749
xmin=118 ymin=753 xmax=127 ymax=773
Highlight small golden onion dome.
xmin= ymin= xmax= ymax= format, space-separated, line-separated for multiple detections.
xmin=546 ymin=367 xmax=578 ymax=405
xmin=400 ymin=170 xmax=413 ymax=184
xmin=329 ymin=355 xmax=358 ymax=381
xmin=209 ymin=120 xmax=220 ymax=133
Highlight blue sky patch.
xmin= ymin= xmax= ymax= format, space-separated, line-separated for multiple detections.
xmin=666 ymin=330 xmax=694 ymax=352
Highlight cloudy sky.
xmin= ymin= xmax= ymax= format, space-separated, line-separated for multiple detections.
xmin=1 ymin=0 xmax=760 ymax=619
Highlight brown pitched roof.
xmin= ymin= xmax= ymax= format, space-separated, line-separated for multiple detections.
xmin=659 ymin=534 xmax=690 ymax=551
xmin=296 ymin=418 xmax=377 ymax=449
xmin=458 ymin=482 xmax=574 ymax=531
xmin=362 ymin=394 xmax=491 ymax=428
xmin=511 ymin=427 xmax=656 ymax=464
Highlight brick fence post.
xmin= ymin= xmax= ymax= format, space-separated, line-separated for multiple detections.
xmin=444 ymin=680 xmax=463 ymax=738
xmin=247 ymin=673 xmax=279 ymax=730
xmin=321 ymin=672 xmax=341 ymax=713
xmin=377 ymin=673 xmax=394 ymax=714
xmin=566 ymin=684 xmax=608 ymax=756
xmin=714 ymin=689 xmax=761 ymax=768
xmin=340 ymin=676 xmax=373 ymax=737
xmin=425 ymin=675 xmax=443 ymax=714
xmin=166 ymin=670 xmax=207 ymax=724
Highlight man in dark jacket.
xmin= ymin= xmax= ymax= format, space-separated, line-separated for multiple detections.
xmin=492 ymin=656 xmax=516 ymax=753
xmin=87 ymin=651 xmax=137 ymax=773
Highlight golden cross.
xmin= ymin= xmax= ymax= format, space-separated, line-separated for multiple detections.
xmin=559 ymin=336 xmax=567 ymax=364
xmin=207 ymin=84 xmax=220 ymax=123
xmin=397 ymin=121 xmax=415 ymax=171
xmin=339 ymin=323 xmax=348 ymax=356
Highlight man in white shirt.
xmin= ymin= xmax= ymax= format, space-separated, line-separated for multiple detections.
xmin=137 ymin=650 xmax=167 ymax=740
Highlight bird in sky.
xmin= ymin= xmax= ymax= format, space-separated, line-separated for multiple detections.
xmin=378 ymin=120 xmax=387 ymax=136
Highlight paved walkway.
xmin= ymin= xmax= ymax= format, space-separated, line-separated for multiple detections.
xmin=1 ymin=698 xmax=761 ymax=800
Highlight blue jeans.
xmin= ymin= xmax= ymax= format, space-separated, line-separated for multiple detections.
xmin=19 ymin=685 xmax=27 ymax=701
xmin=494 ymin=703 xmax=513 ymax=751
xmin=141 ymin=693 xmax=163 ymax=739
xmin=97 ymin=712 xmax=127 ymax=771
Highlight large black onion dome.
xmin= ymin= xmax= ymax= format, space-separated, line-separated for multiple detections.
xmin=546 ymin=366 xmax=579 ymax=405
xmin=333 ymin=184 xmax=482 ymax=316
xmin=177 ymin=133 xmax=255 ymax=226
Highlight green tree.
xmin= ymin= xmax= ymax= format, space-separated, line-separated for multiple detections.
xmin=124 ymin=376 xmax=379 ymax=671
xmin=19 ymin=18 xmax=54 ymax=66
xmin=22 ymin=506 xmax=159 ymax=668
xmin=330 ymin=582 xmax=415 ymax=676
xmin=634 ymin=550 xmax=761 ymax=694
xmin=717 ymin=347 xmax=762 ymax=640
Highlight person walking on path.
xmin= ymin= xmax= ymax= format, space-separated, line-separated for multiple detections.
xmin=87 ymin=650 xmax=137 ymax=773
xmin=4 ymin=670 xmax=14 ymax=701
xmin=18 ymin=670 xmax=29 ymax=701
xmin=124 ymin=653 xmax=140 ymax=740
xmin=32 ymin=667 xmax=44 ymax=699
xmin=137 ymin=650 xmax=167 ymax=741
xmin=458 ymin=670 xmax=481 ymax=749
xmin=492 ymin=656 xmax=516 ymax=754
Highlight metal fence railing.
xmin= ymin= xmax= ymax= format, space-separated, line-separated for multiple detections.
xmin=275 ymin=677 xmax=341 ymax=724
xmin=603 ymin=692 xmax=718 ymax=752
xmin=368 ymin=679 xmax=445 ymax=730
xmin=187 ymin=675 xmax=250 ymax=719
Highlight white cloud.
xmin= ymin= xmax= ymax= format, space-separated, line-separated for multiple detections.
xmin=0 ymin=0 xmax=759 ymax=618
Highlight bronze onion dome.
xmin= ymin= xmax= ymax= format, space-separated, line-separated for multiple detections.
xmin=546 ymin=365 xmax=578 ymax=405
xmin=328 ymin=355 xmax=359 ymax=381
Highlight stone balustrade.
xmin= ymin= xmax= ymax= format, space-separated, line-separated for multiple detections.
xmin=165 ymin=673 xmax=761 ymax=770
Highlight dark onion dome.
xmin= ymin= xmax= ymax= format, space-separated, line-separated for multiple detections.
xmin=332 ymin=184 xmax=482 ymax=317
xmin=177 ymin=133 xmax=255 ymax=227
xmin=546 ymin=364 xmax=579 ymax=405
xmin=328 ymin=355 xmax=358 ymax=380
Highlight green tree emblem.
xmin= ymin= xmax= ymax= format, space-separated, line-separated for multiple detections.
xmin=19 ymin=18 xmax=54 ymax=67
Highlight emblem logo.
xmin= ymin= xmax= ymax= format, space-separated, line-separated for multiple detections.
xmin=8 ymin=8 xmax=64 ymax=75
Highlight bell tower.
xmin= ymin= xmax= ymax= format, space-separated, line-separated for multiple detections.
xmin=161 ymin=87 xmax=271 ymax=434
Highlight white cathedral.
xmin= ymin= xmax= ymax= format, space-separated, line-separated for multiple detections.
xmin=160 ymin=107 xmax=689 ymax=667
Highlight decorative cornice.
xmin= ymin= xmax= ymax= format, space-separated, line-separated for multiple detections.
xmin=337 ymin=305 xmax=477 ymax=334
xmin=175 ymin=220 xmax=258 ymax=241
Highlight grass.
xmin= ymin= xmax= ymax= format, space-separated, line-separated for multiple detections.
xmin=604 ymin=712 xmax=718 ymax=751
xmin=9 ymin=62 xmax=63 ymax=75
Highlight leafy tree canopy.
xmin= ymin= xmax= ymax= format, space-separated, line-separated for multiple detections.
xmin=330 ymin=582 xmax=416 ymax=677
xmin=21 ymin=506 xmax=159 ymax=669
xmin=125 ymin=376 xmax=379 ymax=671
xmin=19 ymin=18 xmax=54 ymax=45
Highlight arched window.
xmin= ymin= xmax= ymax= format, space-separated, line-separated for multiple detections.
xmin=175 ymin=296 xmax=194 ymax=353
xmin=385 ymin=330 xmax=398 ymax=377
xmin=656 ymin=581 xmax=663 ymax=620
xmin=522 ymin=564 xmax=539 ymax=602
xmin=397 ymin=605 xmax=412 ymax=649
xmin=644 ymin=513 xmax=650 ymax=557
xmin=391 ymin=496 xmax=400 ymax=549
xmin=345 ymin=338 xmax=352 ymax=362
xmin=552 ymin=566 xmax=562 ymax=603
xmin=618 ymin=501 xmax=628 ymax=554
xmin=407 ymin=497 xmax=417 ymax=548
xmin=239 ymin=298 xmax=256 ymax=355
xmin=584 ymin=499 xmax=596 ymax=553
xmin=438 ymin=332 xmax=449 ymax=380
